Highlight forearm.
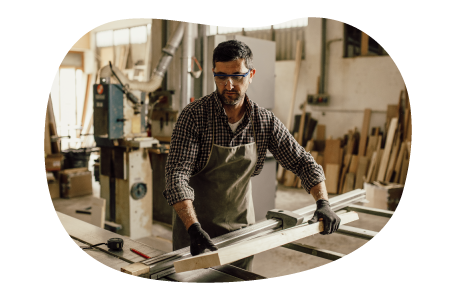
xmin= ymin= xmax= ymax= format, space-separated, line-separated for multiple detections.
xmin=310 ymin=181 xmax=329 ymax=202
xmin=172 ymin=200 xmax=198 ymax=230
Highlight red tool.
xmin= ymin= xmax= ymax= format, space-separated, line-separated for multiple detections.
xmin=130 ymin=248 xmax=150 ymax=259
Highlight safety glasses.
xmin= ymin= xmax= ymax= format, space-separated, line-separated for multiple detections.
xmin=213 ymin=70 xmax=251 ymax=85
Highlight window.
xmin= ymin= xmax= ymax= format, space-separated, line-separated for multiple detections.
xmin=344 ymin=22 xmax=456 ymax=57
xmin=114 ymin=28 xmax=129 ymax=46
xmin=50 ymin=68 xmax=89 ymax=150
xmin=130 ymin=26 xmax=148 ymax=44
xmin=209 ymin=17 xmax=308 ymax=35
xmin=96 ymin=30 xmax=114 ymax=47
xmin=95 ymin=25 xmax=150 ymax=47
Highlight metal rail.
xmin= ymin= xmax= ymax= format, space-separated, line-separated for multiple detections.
xmin=146 ymin=189 xmax=367 ymax=279
xmin=282 ymin=243 xmax=456 ymax=261
xmin=336 ymin=225 xmax=456 ymax=241
xmin=345 ymin=204 xmax=394 ymax=218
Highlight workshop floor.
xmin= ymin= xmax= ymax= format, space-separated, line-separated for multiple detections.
xmin=52 ymin=175 xmax=390 ymax=280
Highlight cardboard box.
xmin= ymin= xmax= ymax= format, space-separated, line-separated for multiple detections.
xmin=45 ymin=154 xmax=64 ymax=171
xmin=48 ymin=180 xmax=60 ymax=200
xmin=364 ymin=183 xmax=388 ymax=210
xmin=364 ymin=182 xmax=402 ymax=210
xmin=60 ymin=168 xmax=93 ymax=198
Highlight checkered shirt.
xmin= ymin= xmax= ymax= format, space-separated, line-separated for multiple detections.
xmin=164 ymin=91 xmax=325 ymax=205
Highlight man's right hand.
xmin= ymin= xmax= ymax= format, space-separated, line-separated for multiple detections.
xmin=187 ymin=223 xmax=218 ymax=256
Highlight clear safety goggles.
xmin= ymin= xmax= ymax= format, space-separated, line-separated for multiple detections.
xmin=213 ymin=70 xmax=251 ymax=85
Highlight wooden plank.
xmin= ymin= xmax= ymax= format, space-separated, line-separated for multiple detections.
xmin=373 ymin=127 xmax=379 ymax=136
xmin=174 ymin=212 xmax=359 ymax=273
xmin=81 ymin=114 xmax=94 ymax=148
xmin=355 ymin=156 xmax=369 ymax=189
xmin=376 ymin=134 xmax=382 ymax=151
xmin=366 ymin=151 xmax=377 ymax=183
xmin=303 ymin=118 xmax=317 ymax=147
xmin=100 ymin=47 xmax=114 ymax=69
xmin=405 ymin=109 xmax=412 ymax=142
xmin=392 ymin=142 xmax=406 ymax=183
xmin=338 ymin=154 xmax=352 ymax=194
xmin=372 ymin=149 xmax=384 ymax=182
xmin=342 ymin=173 xmax=355 ymax=193
xmin=360 ymin=32 xmax=369 ymax=56
xmin=348 ymin=155 xmax=359 ymax=173
xmin=44 ymin=103 xmax=52 ymax=155
xmin=386 ymin=105 xmax=398 ymax=132
xmin=310 ymin=151 xmax=318 ymax=160
xmin=323 ymin=139 xmax=341 ymax=171
xmin=325 ymin=164 xmax=340 ymax=194
xmin=316 ymin=124 xmax=325 ymax=141
xmin=365 ymin=135 xmax=378 ymax=160
xmin=399 ymin=148 xmax=409 ymax=185
xmin=78 ymin=74 xmax=93 ymax=138
xmin=47 ymin=94 xmax=60 ymax=153
xmin=358 ymin=109 xmax=371 ymax=156
xmin=282 ymin=170 xmax=296 ymax=187
xmin=338 ymin=148 xmax=344 ymax=167
xmin=377 ymin=118 xmax=398 ymax=181
xmin=121 ymin=45 xmax=130 ymax=70
xmin=297 ymin=101 xmax=307 ymax=145
xmin=385 ymin=134 xmax=401 ymax=182
xmin=305 ymin=139 xmax=314 ymax=152
xmin=285 ymin=40 xmax=302 ymax=131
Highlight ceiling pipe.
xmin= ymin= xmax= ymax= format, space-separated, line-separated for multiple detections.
xmin=99 ymin=22 xmax=187 ymax=94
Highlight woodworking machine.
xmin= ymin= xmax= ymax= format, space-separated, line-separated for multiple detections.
xmin=93 ymin=23 xmax=187 ymax=240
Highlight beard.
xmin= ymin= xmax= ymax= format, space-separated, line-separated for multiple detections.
xmin=217 ymin=89 xmax=245 ymax=106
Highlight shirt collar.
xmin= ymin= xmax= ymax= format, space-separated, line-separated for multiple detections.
xmin=212 ymin=91 xmax=253 ymax=119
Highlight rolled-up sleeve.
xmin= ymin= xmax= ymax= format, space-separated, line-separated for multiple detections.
xmin=163 ymin=107 xmax=199 ymax=205
xmin=267 ymin=114 xmax=326 ymax=193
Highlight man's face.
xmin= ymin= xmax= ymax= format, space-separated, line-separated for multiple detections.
xmin=213 ymin=58 xmax=255 ymax=106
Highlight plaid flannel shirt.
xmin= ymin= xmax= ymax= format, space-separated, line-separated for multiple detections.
xmin=164 ymin=91 xmax=325 ymax=206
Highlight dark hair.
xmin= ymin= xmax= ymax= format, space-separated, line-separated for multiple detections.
xmin=213 ymin=40 xmax=254 ymax=70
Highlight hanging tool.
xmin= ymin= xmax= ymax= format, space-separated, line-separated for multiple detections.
xmin=190 ymin=56 xmax=203 ymax=79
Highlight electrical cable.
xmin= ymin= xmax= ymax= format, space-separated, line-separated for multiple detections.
xmin=80 ymin=238 xmax=124 ymax=251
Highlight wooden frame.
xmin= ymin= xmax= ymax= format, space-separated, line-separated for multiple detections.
xmin=361 ymin=31 xmax=456 ymax=56
xmin=60 ymin=51 xmax=84 ymax=72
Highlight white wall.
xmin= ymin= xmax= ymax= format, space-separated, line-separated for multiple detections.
xmin=273 ymin=18 xmax=405 ymax=140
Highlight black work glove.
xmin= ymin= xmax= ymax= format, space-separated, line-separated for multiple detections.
xmin=307 ymin=199 xmax=341 ymax=235
xmin=187 ymin=223 xmax=218 ymax=256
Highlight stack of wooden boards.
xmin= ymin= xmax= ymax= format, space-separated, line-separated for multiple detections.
xmin=277 ymin=89 xmax=412 ymax=195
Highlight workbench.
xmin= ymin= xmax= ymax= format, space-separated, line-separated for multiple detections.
xmin=58 ymin=212 xmax=266 ymax=282
xmin=0 ymin=190 xmax=456 ymax=283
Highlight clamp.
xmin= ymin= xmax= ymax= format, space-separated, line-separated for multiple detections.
xmin=266 ymin=209 xmax=305 ymax=229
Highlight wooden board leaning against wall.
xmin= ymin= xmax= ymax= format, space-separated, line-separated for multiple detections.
xmin=276 ymin=89 xmax=411 ymax=202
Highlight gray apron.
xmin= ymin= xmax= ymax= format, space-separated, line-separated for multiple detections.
xmin=172 ymin=113 xmax=257 ymax=271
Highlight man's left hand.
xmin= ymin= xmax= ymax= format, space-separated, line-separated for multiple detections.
xmin=307 ymin=199 xmax=341 ymax=235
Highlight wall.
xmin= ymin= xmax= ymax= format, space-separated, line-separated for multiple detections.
xmin=272 ymin=18 xmax=405 ymax=140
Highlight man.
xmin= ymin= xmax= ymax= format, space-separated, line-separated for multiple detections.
xmin=164 ymin=40 xmax=340 ymax=271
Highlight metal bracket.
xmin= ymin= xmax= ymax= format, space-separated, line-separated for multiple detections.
xmin=266 ymin=209 xmax=305 ymax=229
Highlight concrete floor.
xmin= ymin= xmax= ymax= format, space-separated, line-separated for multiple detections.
xmin=52 ymin=175 xmax=390 ymax=279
